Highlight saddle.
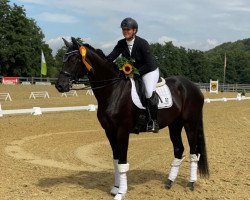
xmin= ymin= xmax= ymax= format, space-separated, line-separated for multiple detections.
xmin=132 ymin=77 xmax=172 ymax=109
xmin=131 ymin=77 xmax=173 ymax=134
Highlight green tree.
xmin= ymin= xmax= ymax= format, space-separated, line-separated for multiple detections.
xmin=0 ymin=1 xmax=55 ymax=77
xmin=53 ymin=46 xmax=67 ymax=77
xmin=206 ymin=39 xmax=250 ymax=84
xmin=187 ymin=50 xmax=209 ymax=82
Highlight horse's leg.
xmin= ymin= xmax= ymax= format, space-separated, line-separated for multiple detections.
xmin=184 ymin=120 xmax=200 ymax=191
xmin=165 ymin=120 xmax=185 ymax=189
xmin=113 ymin=128 xmax=130 ymax=200
xmin=105 ymin=131 xmax=120 ymax=196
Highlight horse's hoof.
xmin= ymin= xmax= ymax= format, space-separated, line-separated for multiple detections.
xmin=110 ymin=186 xmax=119 ymax=196
xmin=114 ymin=193 xmax=125 ymax=200
xmin=187 ymin=182 xmax=195 ymax=191
xmin=165 ymin=179 xmax=173 ymax=189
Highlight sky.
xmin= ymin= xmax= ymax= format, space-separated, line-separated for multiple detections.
xmin=9 ymin=0 xmax=250 ymax=55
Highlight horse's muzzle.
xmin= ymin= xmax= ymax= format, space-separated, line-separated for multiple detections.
xmin=55 ymin=78 xmax=71 ymax=93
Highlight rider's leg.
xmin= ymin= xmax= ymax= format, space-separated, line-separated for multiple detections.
xmin=142 ymin=68 xmax=159 ymax=133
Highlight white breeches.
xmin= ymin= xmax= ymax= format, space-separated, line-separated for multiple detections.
xmin=142 ymin=68 xmax=159 ymax=98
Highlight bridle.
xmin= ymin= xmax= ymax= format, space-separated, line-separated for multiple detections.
xmin=60 ymin=48 xmax=122 ymax=91
xmin=59 ymin=50 xmax=81 ymax=86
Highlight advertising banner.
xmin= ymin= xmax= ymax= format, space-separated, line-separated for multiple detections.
xmin=210 ymin=80 xmax=219 ymax=94
xmin=2 ymin=77 xmax=19 ymax=85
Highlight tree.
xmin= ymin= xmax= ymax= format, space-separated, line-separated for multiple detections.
xmin=53 ymin=46 xmax=67 ymax=77
xmin=0 ymin=1 xmax=54 ymax=77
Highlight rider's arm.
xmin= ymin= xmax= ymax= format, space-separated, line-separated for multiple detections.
xmin=138 ymin=39 xmax=157 ymax=76
xmin=106 ymin=41 xmax=122 ymax=62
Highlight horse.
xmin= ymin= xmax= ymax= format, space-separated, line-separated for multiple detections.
xmin=55 ymin=37 xmax=209 ymax=200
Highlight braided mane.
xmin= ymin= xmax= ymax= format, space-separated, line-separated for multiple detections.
xmin=81 ymin=43 xmax=106 ymax=59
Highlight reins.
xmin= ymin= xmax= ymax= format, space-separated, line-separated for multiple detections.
xmin=72 ymin=77 xmax=121 ymax=91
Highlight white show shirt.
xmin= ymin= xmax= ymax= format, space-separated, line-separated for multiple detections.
xmin=126 ymin=38 xmax=135 ymax=55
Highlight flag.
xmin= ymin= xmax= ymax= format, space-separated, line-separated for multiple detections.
xmin=224 ymin=53 xmax=227 ymax=75
xmin=223 ymin=53 xmax=227 ymax=88
xmin=41 ymin=50 xmax=47 ymax=76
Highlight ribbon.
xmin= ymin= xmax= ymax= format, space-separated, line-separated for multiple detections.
xmin=79 ymin=46 xmax=92 ymax=71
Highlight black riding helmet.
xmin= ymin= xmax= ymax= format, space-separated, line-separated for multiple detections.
xmin=120 ymin=17 xmax=138 ymax=31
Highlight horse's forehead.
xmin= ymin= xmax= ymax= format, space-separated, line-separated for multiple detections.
xmin=66 ymin=45 xmax=77 ymax=52
xmin=63 ymin=49 xmax=79 ymax=63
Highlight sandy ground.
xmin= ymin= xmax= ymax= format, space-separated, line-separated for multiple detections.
xmin=0 ymin=85 xmax=249 ymax=200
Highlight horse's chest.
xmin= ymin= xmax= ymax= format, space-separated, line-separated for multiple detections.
xmin=97 ymin=109 xmax=120 ymax=129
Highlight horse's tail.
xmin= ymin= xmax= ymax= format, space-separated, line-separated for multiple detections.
xmin=197 ymin=112 xmax=210 ymax=178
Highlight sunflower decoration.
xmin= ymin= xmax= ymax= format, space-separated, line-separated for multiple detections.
xmin=115 ymin=57 xmax=140 ymax=78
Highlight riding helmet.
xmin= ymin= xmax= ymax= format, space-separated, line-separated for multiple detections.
xmin=120 ymin=17 xmax=138 ymax=30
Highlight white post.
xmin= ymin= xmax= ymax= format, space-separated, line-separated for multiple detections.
xmin=32 ymin=107 xmax=42 ymax=115
xmin=0 ymin=103 xmax=3 ymax=117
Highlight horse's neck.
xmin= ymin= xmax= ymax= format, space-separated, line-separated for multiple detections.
xmin=88 ymin=53 xmax=117 ymax=80
xmin=87 ymin=52 xmax=119 ymax=103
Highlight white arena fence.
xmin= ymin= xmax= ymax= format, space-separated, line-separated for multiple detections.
xmin=196 ymin=83 xmax=250 ymax=92
xmin=0 ymin=94 xmax=249 ymax=117
xmin=0 ymin=93 xmax=12 ymax=101
xmin=0 ymin=104 xmax=97 ymax=117
xmin=205 ymin=96 xmax=250 ymax=103
xmin=1 ymin=76 xmax=250 ymax=92
xmin=61 ymin=90 xmax=78 ymax=97
xmin=29 ymin=91 xmax=50 ymax=99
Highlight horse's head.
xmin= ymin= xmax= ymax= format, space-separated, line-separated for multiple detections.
xmin=55 ymin=37 xmax=87 ymax=92
xmin=56 ymin=37 xmax=117 ymax=93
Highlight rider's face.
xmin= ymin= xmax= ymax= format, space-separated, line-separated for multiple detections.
xmin=122 ymin=28 xmax=136 ymax=40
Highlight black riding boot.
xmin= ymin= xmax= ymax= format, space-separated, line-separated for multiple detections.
xmin=146 ymin=91 xmax=159 ymax=133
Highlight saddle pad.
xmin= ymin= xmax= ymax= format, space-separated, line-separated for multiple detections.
xmin=130 ymin=78 xmax=173 ymax=109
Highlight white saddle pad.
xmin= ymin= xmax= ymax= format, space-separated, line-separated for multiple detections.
xmin=130 ymin=78 xmax=173 ymax=109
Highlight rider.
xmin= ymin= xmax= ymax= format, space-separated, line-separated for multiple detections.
xmin=106 ymin=17 xmax=160 ymax=133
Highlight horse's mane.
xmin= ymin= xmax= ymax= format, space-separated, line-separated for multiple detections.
xmin=81 ymin=43 xmax=106 ymax=59
xmin=70 ymin=39 xmax=118 ymax=72
xmin=80 ymin=42 xmax=118 ymax=70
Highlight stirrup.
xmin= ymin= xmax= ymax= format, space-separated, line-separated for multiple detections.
xmin=146 ymin=120 xmax=159 ymax=133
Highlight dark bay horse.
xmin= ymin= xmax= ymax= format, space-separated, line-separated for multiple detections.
xmin=56 ymin=37 xmax=209 ymax=200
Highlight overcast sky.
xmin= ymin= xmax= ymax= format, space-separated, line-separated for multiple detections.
xmin=10 ymin=0 xmax=250 ymax=55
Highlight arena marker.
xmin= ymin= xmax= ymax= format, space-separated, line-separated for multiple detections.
xmin=88 ymin=104 xmax=96 ymax=111
xmin=0 ymin=103 xmax=3 ymax=117
xmin=32 ymin=107 xmax=42 ymax=115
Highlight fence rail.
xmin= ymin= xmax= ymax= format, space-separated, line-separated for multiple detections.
xmin=1 ymin=77 xmax=250 ymax=92
xmin=196 ymin=83 xmax=250 ymax=92
xmin=0 ymin=105 xmax=97 ymax=117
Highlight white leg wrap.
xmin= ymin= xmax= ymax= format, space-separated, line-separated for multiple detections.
xmin=110 ymin=186 xmax=119 ymax=196
xmin=110 ymin=159 xmax=120 ymax=196
xmin=118 ymin=163 xmax=129 ymax=173
xmin=189 ymin=154 xmax=200 ymax=182
xmin=113 ymin=159 xmax=120 ymax=186
xmin=117 ymin=163 xmax=129 ymax=195
xmin=168 ymin=156 xmax=185 ymax=182
xmin=114 ymin=193 xmax=126 ymax=200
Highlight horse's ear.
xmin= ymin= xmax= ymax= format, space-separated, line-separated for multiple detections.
xmin=62 ymin=38 xmax=71 ymax=48
xmin=71 ymin=37 xmax=80 ymax=48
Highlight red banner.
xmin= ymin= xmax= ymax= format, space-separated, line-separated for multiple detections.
xmin=2 ymin=77 xmax=19 ymax=85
